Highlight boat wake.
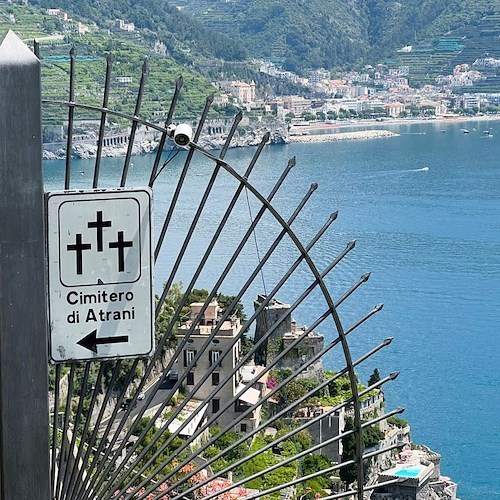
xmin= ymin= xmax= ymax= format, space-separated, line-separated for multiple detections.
xmin=366 ymin=166 xmax=429 ymax=178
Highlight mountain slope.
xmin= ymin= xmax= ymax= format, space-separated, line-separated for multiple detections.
xmin=173 ymin=0 xmax=499 ymax=71
xmin=175 ymin=0 xmax=372 ymax=70
xmin=28 ymin=0 xmax=249 ymax=63
xmin=26 ymin=0 xmax=500 ymax=74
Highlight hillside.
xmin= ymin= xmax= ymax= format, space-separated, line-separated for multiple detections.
xmin=172 ymin=0 xmax=499 ymax=72
xmin=27 ymin=0 xmax=248 ymax=63
xmin=15 ymin=0 xmax=500 ymax=78
xmin=0 ymin=2 xmax=221 ymax=128
xmin=3 ymin=0 xmax=500 ymax=96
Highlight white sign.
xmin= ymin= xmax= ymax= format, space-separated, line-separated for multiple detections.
xmin=46 ymin=188 xmax=154 ymax=362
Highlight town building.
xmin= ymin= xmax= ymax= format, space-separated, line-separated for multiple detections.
xmin=115 ymin=19 xmax=135 ymax=32
xmin=253 ymin=295 xmax=324 ymax=378
xmin=77 ymin=22 xmax=90 ymax=35
xmin=385 ymin=102 xmax=406 ymax=117
xmin=218 ymin=80 xmax=256 ymax=104
xmin=46 ymin=8 xmax=69 ymax=21
xmin=173 ymin=301 xmax=267 ymax=433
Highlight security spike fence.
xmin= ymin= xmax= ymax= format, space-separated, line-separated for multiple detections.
xmin=41 ymin=47 xmax=404 ymax=500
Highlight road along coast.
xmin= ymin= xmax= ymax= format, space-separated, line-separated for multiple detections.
xmin=288 ymin=129 xmax=399 ymax=143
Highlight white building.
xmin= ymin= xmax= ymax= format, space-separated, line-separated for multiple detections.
xmin=115 ymin=19 xmax=135 ymax=32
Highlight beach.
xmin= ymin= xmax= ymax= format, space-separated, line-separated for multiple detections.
xmin=288 ymin=114 xmax=500 ymax=142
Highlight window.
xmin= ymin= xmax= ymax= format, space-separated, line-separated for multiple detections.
xmin=209 ymin=350 xmax=222 ymax=367
xmin=212 ymin=398 xmax=220 ymax=413
xmin=187 ymin=371 xmax=194 ymax=385
xmin=184 ymin=349 xmax=197 ymax=367
xmin=234 ymin=399 xmax=250 ymax=413
xmin=241 ymin=423 xmax=247 ymax=433
xmin=212 ymin=372 xmax=220 ymax=386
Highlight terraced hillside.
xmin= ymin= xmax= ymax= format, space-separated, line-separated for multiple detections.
xmin=171 ymin=0 xmax=499 ymax=73
xmin=0 ymin=3 xmax=218 ymax=127
xmin=394 ymin=13 xmax=500 ymax=90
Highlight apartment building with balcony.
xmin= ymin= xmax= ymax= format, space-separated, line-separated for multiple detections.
xmin=173 ymin=301 xmax=266 ymax=433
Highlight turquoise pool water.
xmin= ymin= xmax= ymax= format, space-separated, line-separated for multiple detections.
xmin=394 ymin=467 xmax=424 ymax=478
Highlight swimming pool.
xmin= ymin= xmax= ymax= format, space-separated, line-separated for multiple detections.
xmin=394 ymin=466 xmax=424 ymax=478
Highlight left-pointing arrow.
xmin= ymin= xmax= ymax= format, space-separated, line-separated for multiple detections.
xmin=77 ymin=329 xmax=129 ymax=354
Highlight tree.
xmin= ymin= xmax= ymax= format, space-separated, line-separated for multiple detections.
xmin=340 ymin=417 xmax=384 ymax=485
xmin=302 ymin=454 xmax=334 ymax=488
xmin=368 ymin=368 xmax=380 ymax=387
xmin=339 ymin=417 xmax=357 ymax=485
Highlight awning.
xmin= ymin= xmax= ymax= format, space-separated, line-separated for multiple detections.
xmin=236 ymin=384 xmax=260 ymax=405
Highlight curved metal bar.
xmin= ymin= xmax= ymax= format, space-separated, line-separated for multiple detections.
xmin=148 ymin=75 xmax=183 ymax=186
xmin=191 ymin=141 xmax=366 ymax=498
xmin=42 ymin=91 xmax=379 ymax=499
xmin=145 ymin=325 xmax=389 ymax=500
xmin=153 ymin=94 xmax=214 ymax=261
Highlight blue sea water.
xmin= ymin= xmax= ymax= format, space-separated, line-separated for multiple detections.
xmin=44 ymin=119 xmax=500 ymax=499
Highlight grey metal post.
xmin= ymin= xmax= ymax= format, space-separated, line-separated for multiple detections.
xmin=0 ymin=31 xmax=50 ymax=499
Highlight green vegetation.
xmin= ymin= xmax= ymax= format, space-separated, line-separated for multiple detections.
xmin=173 ymin=0 xmax=498 ymax=73
xmin=340 ymin=416 xmax=385 ymax=485
xmin=368 ymin=368 xmax=381 ymax=387
xmin=132 ymin=417 xmax=187 ymax=482
xmin=387 ymin=415 xmax=409 ymax=428
xmin=1 ymin=3 xmax=219 ymax=126
xmin=28 ymin=0 xmax=247 ymax=62
xmin=3 ymin=0 xmax=500 ymax=94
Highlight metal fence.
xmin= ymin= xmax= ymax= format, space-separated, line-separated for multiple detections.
xmin=0 ymin=32 xmax=403 ymax=500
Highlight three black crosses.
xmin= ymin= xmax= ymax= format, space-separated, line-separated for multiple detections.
xmin=67 ymin=211 xmax=133 ymax=275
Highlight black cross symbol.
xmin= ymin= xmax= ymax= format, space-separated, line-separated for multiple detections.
xmin=109 ymin=231 xmax=133 ymax=272
xmin=87 ymin=211 xmax=112 ymax=252
xmin=67 ymin=234 xmax=92 ymax=275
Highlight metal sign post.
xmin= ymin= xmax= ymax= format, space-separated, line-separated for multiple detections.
xmin=46 ymin=188 xmax=154 ymax=362
xmin=0 ymin=31 xmax=50 ymax=499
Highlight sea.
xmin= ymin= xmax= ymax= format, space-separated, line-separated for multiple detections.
xmin=44 ymin=119 xmax=500 ymax=499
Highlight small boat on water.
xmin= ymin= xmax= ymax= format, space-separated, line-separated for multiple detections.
xmin=482 ymin=130 xmax=493 ymax=137
xmin=461 ymin=128 xmax=470 ymax=134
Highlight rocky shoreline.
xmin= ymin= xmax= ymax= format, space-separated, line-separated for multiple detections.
xmin=42 ymin=126 xmax=400 ymax=160
xmin=42 ymin=126 xmax=289 ymax=160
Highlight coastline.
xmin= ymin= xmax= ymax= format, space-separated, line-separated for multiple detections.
xmin=291 ymin=114 xmax=500 ymax=134
xmin=42 ymin=114 xmax=500 ymax=159
xmin=286 ymin=114 xmax=500 ymax=144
